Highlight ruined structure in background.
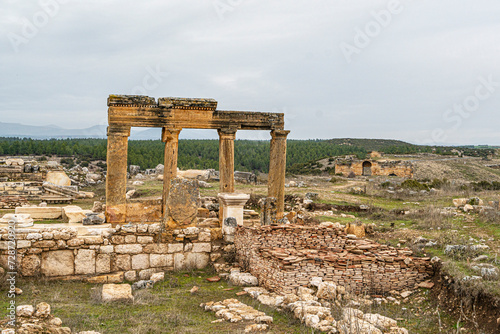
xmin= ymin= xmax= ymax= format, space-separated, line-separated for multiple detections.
xmin=335 ymin=158 xmax=413 ymax=178
xmin=105 ymin=95 xmax=290 ymax=226
xmin=0 ymin=159 xmax=90 ymax=208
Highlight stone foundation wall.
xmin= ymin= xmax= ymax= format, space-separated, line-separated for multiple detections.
xmin=0 ymin=223 xmax=222 ymax=282
xmin=235 ymin=225 xmax=433 ymax=295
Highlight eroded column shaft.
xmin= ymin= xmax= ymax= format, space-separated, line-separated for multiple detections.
xmin=162 ymin=128 xmax=181 ymax=218
xmin=218 ymin=128 xmax=237 ymax=193
xmin=105 ymin=126 xmax=131 ymax=225
xmin=268 ymin=129 xmax=290 ymax=220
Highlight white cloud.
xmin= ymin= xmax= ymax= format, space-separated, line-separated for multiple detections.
xmin=1 ymin=0 xmax=499 ymax=143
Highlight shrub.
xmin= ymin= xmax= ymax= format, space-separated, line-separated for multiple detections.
xmin=401 ymin=179 xmax=429 ymax=191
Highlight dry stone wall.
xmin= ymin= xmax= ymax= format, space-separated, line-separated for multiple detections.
xmin=0 ymin=223 xmax=222 ymax=282
xmin=235 ymin=225 xmax=433 ymax=295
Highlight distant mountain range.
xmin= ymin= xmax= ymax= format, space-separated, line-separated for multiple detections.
xmin=0 ymin=122 xmax=218 ymax=140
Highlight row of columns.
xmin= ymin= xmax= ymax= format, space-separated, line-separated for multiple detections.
xmin=105 ymin=126 xmax=289 ymax=225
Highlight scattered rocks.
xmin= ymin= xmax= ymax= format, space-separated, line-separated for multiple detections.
xmin=2 ymin=302 xmax=92 ymax=334
xmin=150 ymin=272 xmax=165 ymax=283
xmin=132 ymin=280 xmax=154 ymax=290
xmin=201 ymin=299 xmax=271 ymax=330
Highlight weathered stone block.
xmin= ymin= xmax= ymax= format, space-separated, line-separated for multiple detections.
xmin=33 ymin=240 xmax=56 ymax=248
xmin=198 ymin=229 xmax=212 ymax=242
xmin=115 ymin=244 xmax=142 ymax=254
xmin=150 ymin=254 xmax=173 ymax=267
xmin=96 ymin=254 xmax=111 ymax=274
xmin=83 ymin=236 xmax=103 ymax=245
xmin=131 ymin=254 xmax=149 ymax=270
xmin=168 ymin=243 xmax=183 ymax=253
xmin=192 ymin=243 xmax=211 ymax=253
xmin=114 ymin=254 xmax=131 ymax=271
xmin=21 ymin=255 xmax=40 ymax=276
xmin=137 ymin=236 xmax=153 ymax=244
xmin=167 ymin=178 xmax=200 ymax=226
xmin=15 ymin=207 xmax=62 ymax=219
xmin=174 ymin=253 xmax=185 ymax=270
xmin=137 ymin=224 xmax=148 ymax=233
xmin=139 ymin=268 xmax=158 ymax=280
xmin=101 ymin=284 xmax=133 ymax=303
xmin=67 ymin=238 xmax=84 ymax=247
xmin=124 ymin=235 xmax=136 ymax=243
xmin=16 ymin=240 xmax=31 ymax=249
xmin=185 ymin=252 xmax=209 ymax=270
xmin=99 ymin=245 xmax=114 ymax=254
xmin=124 ymin=270 xmax=137 ymax=282
xmin=41 ymin=250 xmax=74 ymax=276
xmin=107 ymin=272 xmax=124 ymax=283
xmin=143 ymin=243 xmax=168 ymax=254
xmin=75 ymin=249 xmax=96 ymax=275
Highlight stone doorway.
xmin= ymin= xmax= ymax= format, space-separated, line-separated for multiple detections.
xmin=362 ymin=161 xmax=372 ymax=176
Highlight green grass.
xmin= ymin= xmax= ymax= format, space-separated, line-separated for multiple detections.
xmin=1 ymin=271 xmax=311 ymax=334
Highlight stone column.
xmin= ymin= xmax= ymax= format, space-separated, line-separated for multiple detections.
xmin=268 ymin=129 xmax=290 ymax=220
xmin=162 ymin=128 xmax=181 ymax=219
xmin=105 ymin=125 xmax=131 ymax=225
xmin=218 ymin=128 xmax=237 ymax=223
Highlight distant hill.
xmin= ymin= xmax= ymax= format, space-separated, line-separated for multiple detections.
xmin=0 ymin=122 xmax=108 ymax=139
xmin=0 ymin=122 xmax=219 ymax=140
xmin=326 ymin=138 xmax=419 ymax=152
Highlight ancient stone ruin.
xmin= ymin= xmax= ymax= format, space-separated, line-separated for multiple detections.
xmin=104 ymin=95 xmax=290 ymax=225
xmin=335 ymin=158 xmax=413 ymax=178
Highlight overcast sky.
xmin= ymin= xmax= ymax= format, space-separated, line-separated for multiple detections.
xmin=1 ymin=0 xmax=499 ymax=145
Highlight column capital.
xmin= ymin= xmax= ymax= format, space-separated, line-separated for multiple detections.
xmin=162 ymin=128 xmax=182 ymax=142
xmin=271 ymin=129 xmax=290 ymax=139
xmin=107 ymin=125 xmax=131 ymax=137
xmin=218 ymin=128 xmax=237 ymax=140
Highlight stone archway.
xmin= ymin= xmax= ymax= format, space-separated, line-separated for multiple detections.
xmin=362 ymin=161 xmax=372 ymax=176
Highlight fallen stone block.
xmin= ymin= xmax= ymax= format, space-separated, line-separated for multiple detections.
xmin=15 ymin=206 xmax=63 ymax=219
xmin=101 ymin=284 xmax=134 ymax=303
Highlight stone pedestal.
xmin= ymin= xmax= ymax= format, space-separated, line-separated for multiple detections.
xmin=218 ymin=193 xmax=250 ymax=226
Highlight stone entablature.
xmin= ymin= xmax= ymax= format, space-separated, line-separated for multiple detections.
xmin=0 ymin=223 xmax=221 ymax=282
xmin=235 ymin=225 xmax=433 ymax=295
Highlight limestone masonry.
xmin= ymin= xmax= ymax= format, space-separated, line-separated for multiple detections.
xmin=235 ymin=224 xmax=433 ymax=295
xmin=0 ymin=223 xmax=221 ymax=282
